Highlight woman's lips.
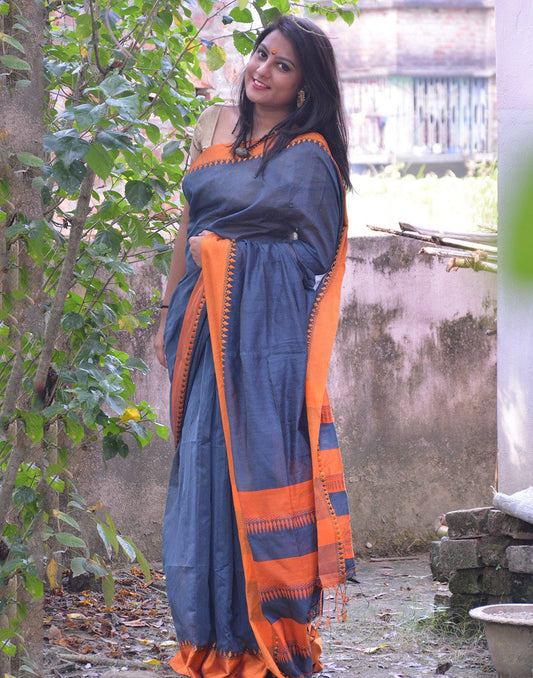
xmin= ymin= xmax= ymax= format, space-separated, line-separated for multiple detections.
xmin=252 ymin=78 xmax=269 ymax=90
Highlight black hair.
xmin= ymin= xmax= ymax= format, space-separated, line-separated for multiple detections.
xmin=231 ymin=15 xmax=352 ymax=189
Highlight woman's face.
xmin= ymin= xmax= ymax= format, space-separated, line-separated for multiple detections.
xmin=245 ymin=30 xmax=302 ymax=118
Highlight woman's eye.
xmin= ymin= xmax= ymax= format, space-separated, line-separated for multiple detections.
xmin=257 ymin=48 xmax=267 ymax=58
xmin=278 ymin=63 xmax=290 ymax=72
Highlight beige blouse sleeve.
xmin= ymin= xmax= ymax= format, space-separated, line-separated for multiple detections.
xmin=190 ymin=104 xmax=224 ymax=162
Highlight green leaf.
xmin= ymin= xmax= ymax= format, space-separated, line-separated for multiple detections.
xmin=125 ymin=180 xmax=153 ymax=210
xmin=61 ymin=311 xmax=84 ymax=331
xmin=95 ymin=130 xmax=133 ymax=150
xmin=125 ymin=357 xmax=150 ymax=374
xmin=117 ymin=535 xmax=136 ymax=561
xmin=121 ymin=536 xmax=151 ymax=582
xmin=229 ymin=7 xmax=253 ymax=22
xmin=85 ymin=143 xmax=115 ymax=180
xmin=12 ymin=485 xmax=37 ymax=506
xmin=238 ymin=0 xmax=248 ymax=9
xmin=93 ymin=228 xmax=123 ymax=254
xmin=75 ymin=13 xmax=93 ymax=39
xmin=99 ymin=73 xmax=133 ymax=98
xmin=155 ymin=422 xmax=169 ymax=440
xmin=0 ymin=54 xmax=30 ymax=70
xmin=70 ymin=556 xmax=89 ymax=578
xmin=63 ymin=417 xmax=85 ymax=445
xmin=46 ymin=131 xmax=91 ymax=164
xmin=71 ymin=102 xmax=107 ymax=129
xmin=339 ymin=9 xmax=355 ymax=25
xmin=0 ymin=2 xmax=10 ymax=15
xmin=233 ymin=31 xmax=255 ymax=55
xmin=102 ymin=572 xmax=115 ymax=608
xmin=106 ymin=93 xmax=140 ymax=120
xmin=102 ymin=433 xmax=129 ymax=460
xmin=56 ymin=532 xmax=87 ymax=549
xmin=269 ymin=0 xmax=290 ymax=11
xmin=16 ymin=152 xmax=42 ymax=167
xmin=52 ymin=509 xmax=81 ymax=532
xmin=0 ymin=33 xmax=25 ymax=52
xmin=52 ymin=159 xmax=87 ymax=193
xmin=144 ymin=123 xmax=161 ymax=144
xmin=205 ymin=43 xmax=226 ymax=72
xmin=19 ymin=411 xmax=44 ymax=444
xmin=198 ymin=0 xmax=214 ymax=14
xmin=23 ymin=573 xmax=44 ymax=600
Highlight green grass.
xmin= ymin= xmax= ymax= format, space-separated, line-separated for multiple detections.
xmin=347 ymin=163 xmax=498 ymax=237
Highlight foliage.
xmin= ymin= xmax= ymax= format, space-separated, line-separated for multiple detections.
xmin=349 ymin=162 xmax=498 ymax=236
xmin=0 ymin=0 xmax=359 ymax=667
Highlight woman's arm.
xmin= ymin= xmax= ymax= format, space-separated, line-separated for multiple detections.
xmin=154 ymin=202 xmax=190 ymax=367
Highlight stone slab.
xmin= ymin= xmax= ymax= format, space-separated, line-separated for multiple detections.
xmin=507 ymin=545 xmax=533 ymax=574
xmin=482 ymin=567 xmax=513 ymax=596
xmin=429 ymin=540 xmax=448 ymax=582
xmin=511 ymin=572 xmax=533 ymax=603
xmin=446 ymin=507 xmax=492 ymax=538
xmin=448 ymin=568 xmax=483 ymax=595
xmin=478 ymin=535 xmax=513 ymax=568
xmin=487 ymin=510 xmax=533 ymax=540
xmin=439 ymin=537 xmax=480 ymax=572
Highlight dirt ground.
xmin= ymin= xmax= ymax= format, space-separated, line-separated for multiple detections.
xmin=43 ymin=555 xmax=497 ymax=677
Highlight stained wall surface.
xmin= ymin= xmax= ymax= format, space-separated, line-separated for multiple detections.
xmin=72 ymin=236 xmax=497 ymax=559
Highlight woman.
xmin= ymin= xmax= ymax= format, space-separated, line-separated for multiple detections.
xmin=154 ymin=15 xmax=355 ymax=678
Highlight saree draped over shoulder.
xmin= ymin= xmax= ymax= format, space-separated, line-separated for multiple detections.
xmin=163 ymin=133 xmax=355 ymax=678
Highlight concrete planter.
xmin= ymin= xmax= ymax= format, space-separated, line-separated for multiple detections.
xmin=469 ymin=604 xmax=533 ymax=677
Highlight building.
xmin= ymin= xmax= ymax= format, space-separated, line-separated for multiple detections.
xmin=317 ymin=0 xmax=496 ymax=171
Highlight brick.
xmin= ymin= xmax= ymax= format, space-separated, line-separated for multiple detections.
xmin=511 ymin=573 xmax=533 ymax=603
xmin=439 ymin=537 xmax=480 ymax=572
xmin=478 ymin=536 xmax=513 ymax=567
xmin=450 ymin=593 xmax=487 ymax=614
xmin=507 ymin=545 xmax=533 ymax=574
xmin=481 ymin=567 xmax=513 ymax=596
xmin=434 ymin=587 xmax=452 ymax=610
xmin=430 ymin=540 xmax=448 ymax=582
xmin=445 ymin=507 xmax=492 ymax=538
xmin=448 ymin=568 xmax=483 ymax=595
xmin=487 ymin=510 xmax=533 ymax=540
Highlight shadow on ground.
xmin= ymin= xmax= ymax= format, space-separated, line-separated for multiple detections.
xmin=44 ymin=555 xmax=496 ymax=677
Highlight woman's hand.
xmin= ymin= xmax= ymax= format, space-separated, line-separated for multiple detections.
xmin=154 ymin=319 xmax=167 ymax=368
xmin=189 ymin=230 xmax=212 ymax=267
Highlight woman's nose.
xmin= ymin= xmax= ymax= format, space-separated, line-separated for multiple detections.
xmin=256 ymin=59 xmax=270 ymax=76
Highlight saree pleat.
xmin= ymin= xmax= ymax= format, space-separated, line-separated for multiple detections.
xmin=163 ymin=134 xmax=355 ymax=678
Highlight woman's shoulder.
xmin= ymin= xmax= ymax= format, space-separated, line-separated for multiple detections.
xmin=289 ymin=132 xmax=330 ymax=155
xmin=192 ymin=103 xmax=238 ymax=156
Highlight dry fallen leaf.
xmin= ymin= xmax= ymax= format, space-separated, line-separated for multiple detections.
xmin=360 ymin=644 xmax=388 ymax=655
xmin=48 ymin=624 xmax=62 ymax=642
xmin=436 ymin=661 xmax=453 ymax=675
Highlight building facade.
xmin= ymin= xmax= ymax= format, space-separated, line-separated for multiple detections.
xmin=317 ymin=0 xmax=496 ymax=168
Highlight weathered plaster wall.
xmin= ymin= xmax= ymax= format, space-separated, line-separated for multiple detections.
xmin=331 ymin=237 xmax=497 ymax=554
xmin=72 ymin=236 xmax=497 ymax=560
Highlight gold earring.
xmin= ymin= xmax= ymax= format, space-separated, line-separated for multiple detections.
xmin=297 ymin=89 xmax=306 ymax=108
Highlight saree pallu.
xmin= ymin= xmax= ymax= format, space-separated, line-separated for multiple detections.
xmin=163 ymin=133 xmax=355 ymax=678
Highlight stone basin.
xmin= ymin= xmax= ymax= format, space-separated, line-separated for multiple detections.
xmin=469 ymin=604 xmax=533 ymax=678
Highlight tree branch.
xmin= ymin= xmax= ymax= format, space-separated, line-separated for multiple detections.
xmin=33 ymin=168 xmax=96 ymax=391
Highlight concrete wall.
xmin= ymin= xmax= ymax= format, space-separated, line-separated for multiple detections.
xmin=331 ymin=236 xmax=496 ymax=554
xmin=72 ymin=236 xmax=497 ymax=560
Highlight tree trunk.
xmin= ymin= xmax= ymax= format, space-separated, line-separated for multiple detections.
xmin=0 ymin=0 xmax=46 ymax=674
